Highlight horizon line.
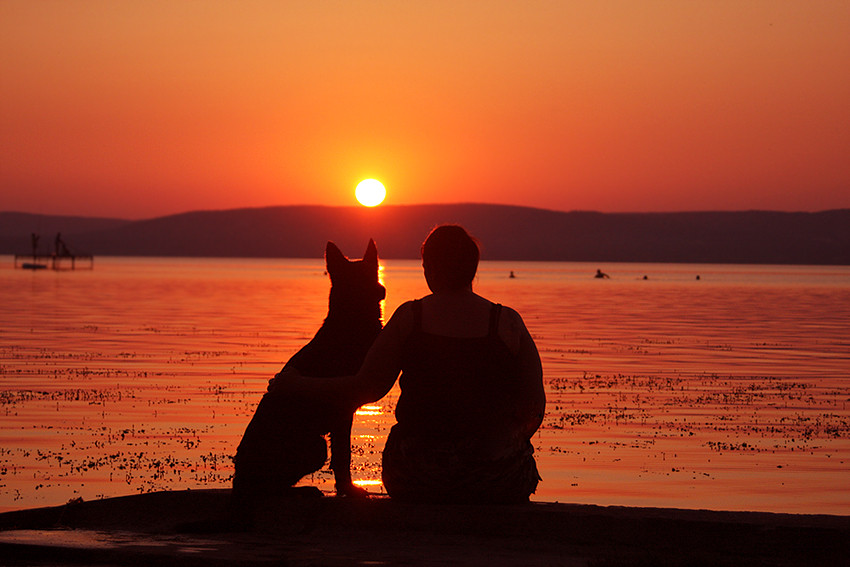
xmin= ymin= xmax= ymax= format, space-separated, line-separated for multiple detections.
xmin=3 ymin=202 xmax=849 ymax=223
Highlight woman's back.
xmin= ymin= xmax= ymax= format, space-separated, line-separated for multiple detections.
xmin=396 ymin=299 xmax=518 ymax=439
xmin=416 ymin=291 xmax=492 ymax=337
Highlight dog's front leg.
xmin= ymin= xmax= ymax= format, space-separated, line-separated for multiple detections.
xmin=329 ymin=413 xmax=368 ymax=497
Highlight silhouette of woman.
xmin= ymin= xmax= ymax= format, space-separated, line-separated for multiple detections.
xmin=274 ymin=225 xmax=544 ymax=503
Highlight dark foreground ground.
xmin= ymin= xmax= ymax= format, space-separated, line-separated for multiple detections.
xmin=1 ymin=489 xmax=848 ymax=566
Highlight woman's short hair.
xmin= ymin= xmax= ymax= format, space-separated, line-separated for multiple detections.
xmin=421 ymin=225 xmax=480 ymax=291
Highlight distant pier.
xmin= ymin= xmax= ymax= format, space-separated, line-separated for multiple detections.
xmin=14 ymin=253 xmax=94 ymax=271
xmin=15 ymin=232 xmax=94 ymax=270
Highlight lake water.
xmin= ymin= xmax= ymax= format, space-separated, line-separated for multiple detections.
xmin=1 ymin=256 xmax=848 ymax=515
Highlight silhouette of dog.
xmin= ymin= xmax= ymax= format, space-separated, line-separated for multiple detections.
xmin=232 ymin=240 xmax=384 ymax=509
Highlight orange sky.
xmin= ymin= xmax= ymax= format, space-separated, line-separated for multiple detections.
xmin=2 ymin=1 xmax=848 ymax=219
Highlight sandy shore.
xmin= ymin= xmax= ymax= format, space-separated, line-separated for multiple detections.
xmin=1 ymin=489 xmax=848 ymax=566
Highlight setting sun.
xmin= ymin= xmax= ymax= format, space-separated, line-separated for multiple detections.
xmin=355 ymin=179 xmax=386 ymax=207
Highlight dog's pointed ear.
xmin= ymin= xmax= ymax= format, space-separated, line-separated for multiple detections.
xmin=363 ymin=239 xmax=378 ymax=265
xmin=326 ymin=242 xmax=347 ymax=274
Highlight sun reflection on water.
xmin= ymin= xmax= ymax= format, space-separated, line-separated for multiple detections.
xmin=355 ymin=405 xmax=384 ymax=416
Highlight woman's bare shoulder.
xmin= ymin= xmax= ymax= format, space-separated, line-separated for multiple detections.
xmin=384 ymin=300 xmax=417 ymax=337
xmin=390 ymin=300 xmax=417 ymax=320
xmin=498 ymin=304 xmax=526 ymax=326
xmin=496 ymin=304 xmax=527 ymax=354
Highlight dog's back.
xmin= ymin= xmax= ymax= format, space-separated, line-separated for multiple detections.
xmin=232 ymin=240 xmax=384 ymax=507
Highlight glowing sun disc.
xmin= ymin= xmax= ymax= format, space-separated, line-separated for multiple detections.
xmin=355 ymin=179 xmax=386 ymax=207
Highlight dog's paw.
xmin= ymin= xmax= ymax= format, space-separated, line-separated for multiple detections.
xmin=335 ymin=482 xmax=370 ymax=498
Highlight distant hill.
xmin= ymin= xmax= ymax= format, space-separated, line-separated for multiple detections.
xmin=2 ymin=205 xmax=849 ymax=264
xmin=0 ymin=212 xmax=130 ymax=240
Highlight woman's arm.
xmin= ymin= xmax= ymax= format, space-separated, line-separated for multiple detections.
xmin=502 ymin=307 xmax=546 ymax=437
xmin=270 ymin=301 xmax=414 ymax=407
xmin=347 ymin=301 xmax=412 ymax=405
xmin=517 ymin=320 xmax=546 ymax=436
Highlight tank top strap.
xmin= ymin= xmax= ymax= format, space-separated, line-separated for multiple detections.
xmin=412 ymin=299 xmax=423 ymax=331
xmin=488 ymin=303 xmax=502 ymax=337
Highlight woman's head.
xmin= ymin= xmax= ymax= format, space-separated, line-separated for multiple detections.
xmin=421 ymin=224 xmax=480 ymax=292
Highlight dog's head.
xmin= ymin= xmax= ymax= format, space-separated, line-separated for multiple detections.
xmin=325 ymin=240 xmax=386 ymax=313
